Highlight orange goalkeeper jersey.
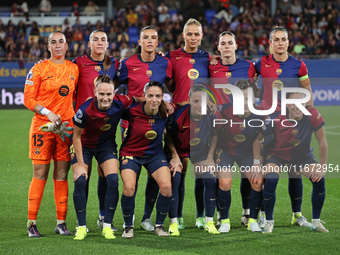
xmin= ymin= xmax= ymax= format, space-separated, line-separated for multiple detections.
xmin=24 ymin=59 xmax=79 ymax=121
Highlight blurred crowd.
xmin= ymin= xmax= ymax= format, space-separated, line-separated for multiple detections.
xmin=1 ymin=0 xmax=340 ymax=62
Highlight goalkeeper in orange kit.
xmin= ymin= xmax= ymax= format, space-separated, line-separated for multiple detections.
xmin=24 ymin=31 xmax=79 ymax=237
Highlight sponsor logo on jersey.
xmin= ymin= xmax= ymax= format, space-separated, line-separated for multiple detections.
xmin=133 ymin=67 xmax=141 ymax=71
xmin=225 ymin=72 xmax=232 ymax=78
xmin=95 ymin=66 xmax=101 ymax=72
xmin=194 ymin=128 xmax=200 ymax=134
xmin=100 ymin=124 xmax=111 ymax=131
xmin=146 ymin=70 xmax=152 ymax=77
xmin=190 ymin=138 xmax=200 ymax=146
xmin=189 ymin=59 xmax=195 ymax=64
xmin=272 ymin=80 xmax=284 ymax=91
xmin=70 ymin=74 xmax=75 ymax=80
xmin=176 ymin=57 xmax=183 ymax=60
xmin=59 ymin=85 xmax=69 ymax=97
xmin=234 ymin=134 xmax=246 ymax=142
xmin=148 ymin=119 xmax=155 ymax=125
xmin=34 ymin=148 xmax=40 ymax=154
xmin=188 ymin=69 xmax=199 ymax=80
xmin=265 ymin=64 xmax=272 ymax=67
xmin=213 ymin=70 xmax=220 ymax=74
xmin=27 ymin=71 xmax=33 ymax=80
xmin=276 ymin=69 xmax=282 ymax=75
xmin=145 ymin=130 xmax=157 ymax=139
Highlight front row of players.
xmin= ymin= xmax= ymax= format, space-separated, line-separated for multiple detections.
xmin=43 ymin=75 xmax=329 ymax=239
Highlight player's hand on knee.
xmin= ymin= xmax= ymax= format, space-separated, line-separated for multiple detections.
xmin=73 ymin=165 xmax=88 ymax=182
xmin=169 ymin=157 xmax=183 ymax=176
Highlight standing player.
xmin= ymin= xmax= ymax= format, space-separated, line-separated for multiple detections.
xmin=165 ymin=18 xmax=211 ymax=229
xmin=119 ymin=81 xmax=172 ymax=238
xmin=166 ymin=85 xmax=220 ymax=235
xmin=214 ymin=80 xmax=264 ymax=233
xmin=116 ymin=26 xmax=173 ymax=231
xmin=254 ymin=26 xmax=314 ymax=228
xmin=24 ymin=31 xmax=79 ymax=237
xmin=210 ymin=31 xmax=257 ymax=226
xmin=72 ymin=30 xmax=120 ymax=231
xmin=71 ymin=75 xmax=135 ymax=240
xmin=252 ymin=92 xmax=328 ymax=233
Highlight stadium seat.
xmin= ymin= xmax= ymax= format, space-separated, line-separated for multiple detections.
xmin=1 ymin=11 xmax=11 ymax=17
xmin=129 ymin=34 xmax=139 ymax=47
xmin=128 ymin=26 xmax=139 ymax=37
xmin=169 ymin=10 xmax=178 ymax=18
xmin=59 ymin=11 xmax=71 ymax=17
xmin=205 ymin=9 xmax=216 ymax=24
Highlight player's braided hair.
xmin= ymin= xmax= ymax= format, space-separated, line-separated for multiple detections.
xmin=218 ymin=31 xmax=237 ymax=44
xmin=89 ymin=30 xmax=111 ymax=71
xmin=143 ymin=81 xmax=167 ymax=118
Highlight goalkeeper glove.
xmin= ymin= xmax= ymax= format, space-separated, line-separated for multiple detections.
xmin=40 ymin=121 xmax=73 ymax=141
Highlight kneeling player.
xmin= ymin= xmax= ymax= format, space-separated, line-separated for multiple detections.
xmin=71 ymin=74 xmax=135 ymax=240
xmin=253 ymin=92 xmax=328 ymax=233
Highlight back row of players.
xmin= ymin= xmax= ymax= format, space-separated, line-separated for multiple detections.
xmin=24 ymin=18 xmax=328 ymax=240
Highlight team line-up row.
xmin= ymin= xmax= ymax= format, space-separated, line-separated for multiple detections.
xmin=23 ymin=18 xmax=328 ymax=240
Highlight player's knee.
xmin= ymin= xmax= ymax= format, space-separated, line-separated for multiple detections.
xmin=251 ymin=181 xmax=263 ymax=192
xmin=219 ymin=179 xmax=232 ymax=191
xmin=123 ymin=183 xmax=135 ymax=197
xmin=159 ymin=181 xmax=172 ymax=197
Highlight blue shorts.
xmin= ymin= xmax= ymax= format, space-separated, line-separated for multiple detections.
xmin=70 ymin=145 xmax=118 ymax=166
xmin=120 ymin=152 xmax=169 ymax=174
xmin=216 ymin=150 xmax=253 ymax=175
xmin=264 ymin=153 xmax=318 ymax=172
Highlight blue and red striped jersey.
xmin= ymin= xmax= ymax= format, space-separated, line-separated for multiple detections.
xmin=209 ymin=58 xmax=255 ymax=104
xmin=72 ymin=55 xmax=119 ymax=110
xmin=254 ymin=54 xmax=308 ymax=110
xmin=73 ymin=95 xmax=134 ymax=149
xmin=165 ymin=48 xmax=210 ymax=104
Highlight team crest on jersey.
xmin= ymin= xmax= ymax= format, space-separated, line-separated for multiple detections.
xmin=59 ymin=85 xmax=69 ymax=96
xmin=239 ymin=124 xmax=246 ymax=130
xmin=95 ymin=66 xmax=101 ymax=72
xmin=190 ymin=138 xmax=200 ymax=146
xmin=194 ymin=128 xmax=200 ymax=134
xmin=145 ymin=130 xmax=157 ymax=139
xmin=148 ymin=119 xmax=155 ymax=125
xmin=188 ymin=69 xmax=199 ymax=80
xmin=225 ymin=72 xmax=232 ymax=78
xmin=189 ymin=59 xmax=195 ymax=64
xmin=290 ymin=139 xmax=301 ymax=146
xmin=70 ymin=74 xmax=75 ymax=80
xmin=234 ymin=134 xmax=246 ymax=142
xmin=146 ymin=70 xmax=152 ymax=77
xmin=34 ymin=148 xmax=41 ymax=154
xmin=100 ymin=124 xmax=111 ymax=131
xmin=276 ymin=69 xmax=282 ymax=75
xmin=292 ymin=129 xmax=299 ymax=136
xmin=272 ymin=80 xmax=284 ymax=91
xmin=122 ymin=159 xmax=128 ymax=165
xmin=104 ymin=117 xmax=110 ymax=121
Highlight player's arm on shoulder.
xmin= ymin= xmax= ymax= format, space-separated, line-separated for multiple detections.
xmin=164 ymin=130 xmax=182 ymax=176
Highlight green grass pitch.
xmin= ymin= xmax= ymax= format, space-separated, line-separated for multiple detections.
xmin=0 ymin=106 xmax=339 ymax=255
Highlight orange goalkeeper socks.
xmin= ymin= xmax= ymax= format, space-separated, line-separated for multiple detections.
xmin=53 ymin=179 xmax=68 ymax=221
xmin=28 ymin=177 xmax=47 ymax=220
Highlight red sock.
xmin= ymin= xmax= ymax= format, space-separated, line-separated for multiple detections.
xmin=28 ymin=177 xmax=47 ymax=220
xmin=54 ymin=179 xmax=68 ymax=221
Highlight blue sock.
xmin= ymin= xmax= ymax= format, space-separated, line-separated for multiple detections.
xmin=73 ymin=176 xmax=87 ymax=226
xmin=195 ymin=177 xmax=204 ymax=217
xmin=288 ymin=175 xmax=303 ymax=213
xmin=104 ymin=174 xmax=119 ymax=224
xmin=142 ymin=177 xmax=159 ymax=222
xmin=98 ymin=175 xmax=107 ymax=217
xmin=263 ymin=172 xmax=279 ymax=220
xmin=249 ymin=188 xmax=262 ymax=219
xmin=169 ymin=172 xmax=181 ymax=218
xmin=215 ymin=178 xmax=220 ymax=214
xmin=202 ymin=175 xmax=217 ymax=218
xmin=177 ymin=173 xmax=186 ymax=218
xmin=240 ymin=177 xmax=251 ymax=211
xmin=217 ymin=187 xmax=231 ymax=220
xmin=311 ymin=177 xmax=326 ymax=219
xmin=155 ymin=193 xmax=171 ymax=225
xmin=121 ymin=193 xmax=135 ymax=226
